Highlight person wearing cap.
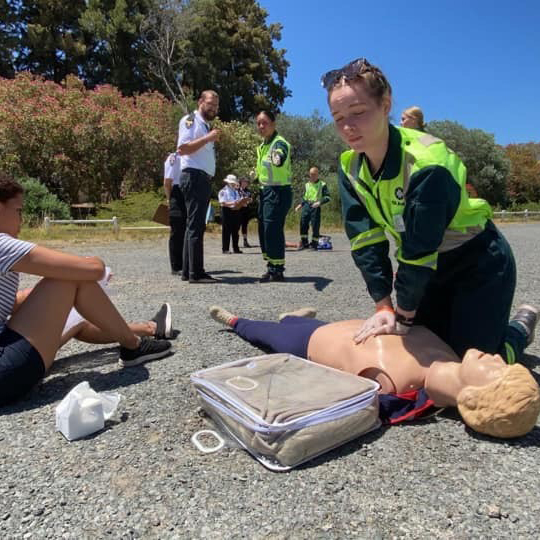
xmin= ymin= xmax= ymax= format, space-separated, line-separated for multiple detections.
xmin=218 ymin=174 xmax=245 ymax=254
xmin=320 ymin=56 xmax=536 ymax=364
xmin=163 ymin=151 xmax=185 ymax=275
xmin=177 ymin=90 xmax=221 ymax=284
xmin=294 ymin=166 xmax=330 ymax=250
xmin=255 ymin=110 xmax=293 ymax=283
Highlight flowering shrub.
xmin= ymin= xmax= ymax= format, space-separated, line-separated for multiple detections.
xmin=0 ymin=73 xmax=178 ymax=203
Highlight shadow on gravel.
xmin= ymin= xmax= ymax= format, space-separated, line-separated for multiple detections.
xmin=216 ymin=275 xmax=333 ymax=290
xmin=439 ymin=404 xmax=540 ymax=447
xmin=0 ymin=347 xmax=149 ymax=415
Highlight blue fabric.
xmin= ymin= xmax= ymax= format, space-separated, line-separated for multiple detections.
xmin=233 ymin=316 xmax=327 ymax=358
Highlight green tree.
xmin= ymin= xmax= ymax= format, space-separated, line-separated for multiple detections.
xmin=276 ymin=111 xmax=345 ymax=199
xmin=505 ymin=144 xmax=540 ymax=204
xmin=14 ymin=0 xmax=88 ymax=83
xmin=80 ymin=0 xmax=153 ymax=95
xmin=180 ymin=0 xmax=290 ymax=121
xmin=20 ymin=176 xmax=70 ymax=225
xmin=0 ymin=0 xmax=19 ymax=77
xmin=427 ymin=120 xmax=510 ymax=205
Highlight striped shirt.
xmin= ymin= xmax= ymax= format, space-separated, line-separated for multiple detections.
xmin=0 ymin=233 xmax=36 ymax=324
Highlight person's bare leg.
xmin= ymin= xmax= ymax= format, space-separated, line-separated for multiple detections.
xmin=9 ymin=278 xmax=139 ymax=369
xmin=63 ymin=320 xmax=156 ymax=346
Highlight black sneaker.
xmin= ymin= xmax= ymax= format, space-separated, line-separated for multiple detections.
xmin=151 ymin=303 xmax=172 ymax=339
xmin=180 ymin=274 xmax=189 ymax=281
xmin=243 ymin=239 xmax=252 ymax=248
xmin=118 ymin=337 xmax=172 ymax=368
xmin=233 ymin=249 xmax=243 ymax=254
xmin=510 ymin=304 xmax=538 ymax=346
xmin=189 ymin=272 xmax=219 ymax=284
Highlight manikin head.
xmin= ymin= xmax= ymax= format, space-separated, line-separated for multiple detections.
xmin=401 ymin=106 xmax=425 ymax=130
xmin=323 ymin=58 xmax=392 ymax=156
xmin=457 ymin=349 xmax=540 ymax=438
xmin=198 ymin=90 xmax=219 ymax=122
xmin=308 ymin=167 xmax=319 ymax=183
xmin=0 ymin=172 xmax=24 ymax=238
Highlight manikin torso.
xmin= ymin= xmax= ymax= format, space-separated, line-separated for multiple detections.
xmin=307 ymin=320 xmax=460 ymax=395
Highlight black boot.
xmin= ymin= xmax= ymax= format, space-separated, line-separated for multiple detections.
xmin=510 ymin=304 xmax=539 ymax=346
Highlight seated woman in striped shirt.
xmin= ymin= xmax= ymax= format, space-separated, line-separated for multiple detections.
xmin=0 ymin=172 xmax=173 ymax=406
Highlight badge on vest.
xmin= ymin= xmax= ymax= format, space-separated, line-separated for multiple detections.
xmin=271 ymin=150 xmax=282 ymax=166
xmin=168 ymin=154 xmax=176 ymax=165
xmin=393 ymin=214 xmax=406 ymax=232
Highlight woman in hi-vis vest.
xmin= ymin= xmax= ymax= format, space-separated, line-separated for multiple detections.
xmin=321 ymin=57 xmax=536 ymax=363
xmin=255 ymin=111 xmax=293 ymax=282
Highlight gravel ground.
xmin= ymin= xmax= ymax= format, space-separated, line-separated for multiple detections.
xmin=1 ymin=223 xmax=539 ymax=539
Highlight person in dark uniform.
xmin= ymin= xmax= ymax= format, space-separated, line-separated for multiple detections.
xmin=177 ymin=90 xmax=221 ymax=284
xmin=218 ymin=174 xmax=245 ymax=254
xmin=163 ymin=152 xmax=185 ymax=275
xmin=255 ymin=110 xmax=293 ymax=283
xmin=238 ymin=177 xmax=255 ymax=248
xmin=321 ymin=57 xmax=536 ymax=363
xmin=294 ymin=166 xmax=330 ymax=250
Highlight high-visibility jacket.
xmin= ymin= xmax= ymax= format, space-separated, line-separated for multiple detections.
xmin=303 ymin=180 xmax=330 ymax=204
xmin=339 ymin=124 xmax=493 ymax=311
xmin=256 ymin=133 xmax=292 ymax=187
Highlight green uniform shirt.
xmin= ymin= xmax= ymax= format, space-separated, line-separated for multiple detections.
xmin=339 ymin=124 xmax=492 ymax=311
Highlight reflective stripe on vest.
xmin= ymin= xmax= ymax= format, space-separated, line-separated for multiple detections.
xmin=350 ymin=227 xmax=386 ymax=251
xmin=256 ymin=135 xmax=292 ymax=186
xmin=340 ymin=127 xmax=493 ymax=268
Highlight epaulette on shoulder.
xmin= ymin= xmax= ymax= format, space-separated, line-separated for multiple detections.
xmin=184 ymin=112 xmax=196 ymax=128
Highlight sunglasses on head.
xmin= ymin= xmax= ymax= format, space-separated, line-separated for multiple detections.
xmin=320 ymin=57 xmax=370 ymax=90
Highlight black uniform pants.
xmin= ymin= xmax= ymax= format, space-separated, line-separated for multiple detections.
xmin=179 ymin=168 xmax=212 ymax=279
xmin=300 ymin=204 xmax=321 ymax=246
xmin=414 ymin=221 xmax=526 ymax=361
xmin=258 ymin=185 xmax=292 ymax=273
xmin=222 ymin=207 xmax=241 ymax=252
xmin=168 ymin=185 xmax=186 ymax=272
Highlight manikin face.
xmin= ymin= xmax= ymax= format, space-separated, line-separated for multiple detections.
xmin=329 ymin=80 xmax=391 ymax=155
xmin=401 ymin=113 xmax=419 ymax=129
xmin=459 ymin=349 xmax=506 ymax=388
xmin=0 ymin=193 xmax=23 ymax=238
xmin=256 ymin=113 xmax=276 ymax=139
xmin=309 ymin=168 xmax=319 ymax=183
xmin=198 ymin=94 xmax=219 ymax=121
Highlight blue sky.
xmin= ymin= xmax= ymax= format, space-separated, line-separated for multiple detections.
xmin=258 ymin=0 xmax=540 ymax=145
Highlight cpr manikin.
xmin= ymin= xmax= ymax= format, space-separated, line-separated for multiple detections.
xmin=209 ymin=307 xmax=540 ymax=439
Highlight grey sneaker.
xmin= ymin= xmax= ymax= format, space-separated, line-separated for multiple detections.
xmin=510 ymin=304 xmax=538 ymax=346
xmin=119 ymin=337 xmax=172 ymax=368
xmin=151 ymin=303 xmax=172 ymax=339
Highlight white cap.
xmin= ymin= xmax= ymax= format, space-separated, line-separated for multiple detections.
xmin=224 ymin=174 xmax=238 ymax=185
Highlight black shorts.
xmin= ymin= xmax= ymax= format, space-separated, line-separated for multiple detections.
xmin=0 ymin=325 xmax=45 ymax=406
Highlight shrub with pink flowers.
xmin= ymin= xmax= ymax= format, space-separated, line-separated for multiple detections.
xmin=0 ymin=73 xmax=179 ymax=204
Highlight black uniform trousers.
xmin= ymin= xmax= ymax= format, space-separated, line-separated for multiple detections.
xmin=413 ymin=221 xmax=526 ymax=361
xmin=179 ymin=168 xmax=212 ymax=279
xmin=300 ymin=203 xmax=321 ymax=247
xmin=221 ymin=207 xmax=241 ymax=252
xmin=258 ymin=185 xmax=292 ymax=273
xmin=168 ymin=185 xmax=186 ymax=272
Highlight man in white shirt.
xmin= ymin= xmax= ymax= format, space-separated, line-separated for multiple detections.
xmin=163 ymin=152 xmax=185 ymax=274
xmin=177 ymin=90 xmax=221 ymax=284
